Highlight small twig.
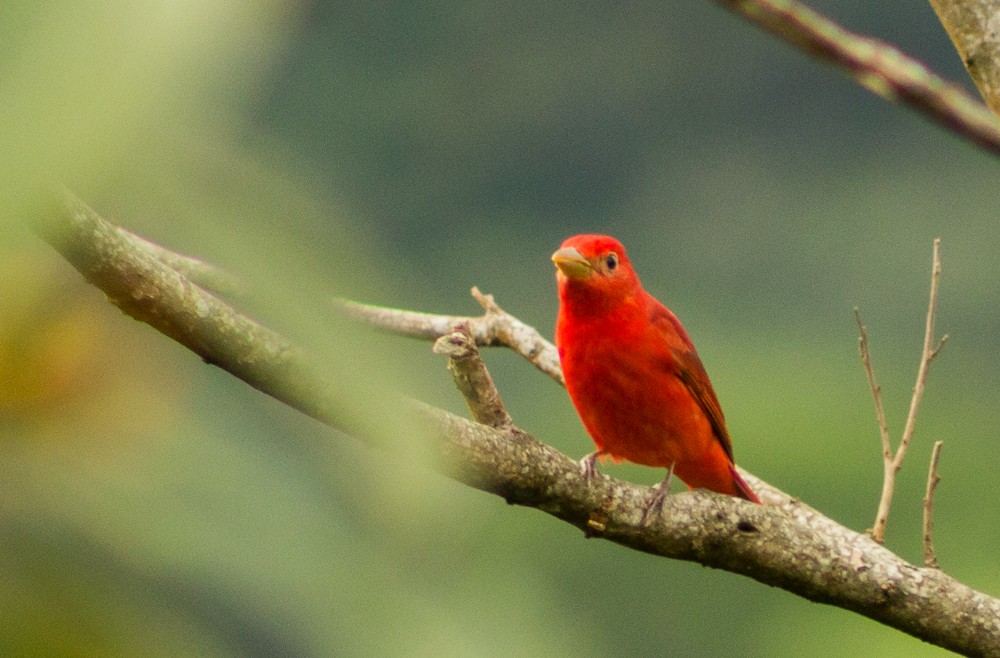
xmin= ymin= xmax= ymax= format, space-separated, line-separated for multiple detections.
xmin=338 ymin=290 xmax=564 ymax=385
xmin=864 ymin=239 xmax=947 ymax=544
xmin=433 ymin=323 xmax=512 ymax=429
xmin=901 ymin=240 xmax=948 ymax=450
xmin=854 ymin=309 xmax=892 ymax=462
xmin=923 ymin=441 xmax=944 ymax=569
xmin=855 ymin=308 xmax=898 ymax=544
xmin=715 ymin=0 xmax=1000 ymax=158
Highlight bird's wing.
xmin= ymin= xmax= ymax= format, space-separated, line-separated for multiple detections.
xmin=649 ymin=300 xmax=737 ymax=463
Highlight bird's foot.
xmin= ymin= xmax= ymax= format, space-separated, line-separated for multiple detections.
xmin=640 ymin=463 xmax=675 ymax=526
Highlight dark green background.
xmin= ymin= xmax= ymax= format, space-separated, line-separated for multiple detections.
xmin=2 ymin=2 xmax=997 ymax=656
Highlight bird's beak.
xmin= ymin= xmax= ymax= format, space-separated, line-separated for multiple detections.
xmin=551 ymin=246 xmax=592 ymax=279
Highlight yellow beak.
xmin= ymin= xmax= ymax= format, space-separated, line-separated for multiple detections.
xmin=551 ymin=246 xmax=592 ymax=279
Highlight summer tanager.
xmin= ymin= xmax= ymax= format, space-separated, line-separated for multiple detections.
xmin=552 ymin=234 xmax=759 ymax=504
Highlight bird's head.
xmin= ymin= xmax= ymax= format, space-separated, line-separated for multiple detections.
xmin=552 ymin=234 xmax=641 ymax=306
xmin=552 ymin=234 xmax=634 ymax=281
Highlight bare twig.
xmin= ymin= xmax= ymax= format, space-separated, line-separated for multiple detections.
xmin=899 ymin=240 xmax=948 ymax=451
xmin=863 ymin=239 xmax=948 ymax=544
xmin=854 ymin=310 xmax=892 ymax=462
xmin=923 ymin=441 xmax=944 ymax=569
xmin=338 ymin=291 xmax=564 ymax=385
xmin=433 ymin=323 xmax=512 ymax=429
xmin=716 ymin=0 xmax=1000 ymax=157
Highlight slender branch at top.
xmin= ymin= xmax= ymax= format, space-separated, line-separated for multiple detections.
xmin=715 ymin=0 xmax=1000 ymax=157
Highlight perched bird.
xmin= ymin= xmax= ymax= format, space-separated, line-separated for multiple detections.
xmin=552 ymin=234 xmax=759 ymax=507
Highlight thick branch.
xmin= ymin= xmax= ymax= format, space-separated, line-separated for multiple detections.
xmin=116 ymin=226 xmax=246 ymax=297
xmin=717 ymin=0 xmax=1000 ymax=157
xmin=422 ymin=405 xmax=1000 ymax=656
xmin=928 ymin=0 xmax=1000 ymax=116
xmin=30 ymin=193 xmax=1000 ymax=655
xmin=30 ymin=190 xmax=353 ymax=433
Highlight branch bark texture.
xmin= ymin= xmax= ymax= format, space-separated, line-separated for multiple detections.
xmin=30 ymin=192 xmax=1000 ymax=656
xmin=929 ymin=0 xmax=1000 ymax=116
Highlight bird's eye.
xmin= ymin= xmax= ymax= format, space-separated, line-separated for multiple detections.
xmin=605 ymin=253 xmax=618 ymax=271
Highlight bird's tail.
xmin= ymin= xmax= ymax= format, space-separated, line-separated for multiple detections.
xmin=730 ymin=464 xmax=761 ymax=504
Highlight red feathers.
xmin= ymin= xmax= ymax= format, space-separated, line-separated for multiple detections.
xmin=553 ymin=234 xmax=758 ymax=503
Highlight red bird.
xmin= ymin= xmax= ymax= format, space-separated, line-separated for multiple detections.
xmin=552 ymin=234 xmax=759 ymax=505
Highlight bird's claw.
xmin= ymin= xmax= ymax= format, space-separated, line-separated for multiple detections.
xmin=640 ymin=463 xmax=675 ymax=526
xmin=639 ymin=485 xmax=669 ymax=526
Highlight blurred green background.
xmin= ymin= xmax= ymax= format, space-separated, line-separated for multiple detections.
xmin=2 ymin=1 xmax=998 ymax=656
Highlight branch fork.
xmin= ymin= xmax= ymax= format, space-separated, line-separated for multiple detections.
xmin=433 ymin=323 xmax=512 ymax=430
xmin=339 ymin=286 xmax=564 ymax=385
xmin=855 ymin=239 xmax=948 ymax=557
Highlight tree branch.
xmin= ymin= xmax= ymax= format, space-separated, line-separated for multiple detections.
xmin=338 ymin=289 xmax=564 ymax=385
xmin=433 ymin=324 xmax=513 ymax=429
xmin=896 ymin=239 xmax=947 ymax=460
xmin=115 ymin=225 xmax=246 ymax=298
xmin=28 ymin=191 xmax=1000 ymax=656
xmin=30 ymin=190 xmax=352 ymax=433
xmin=853 ymin=309 xmax=893 ymax=464
xmin=928 ymin=0 xmax=1000 ymax=116
xmin=716 ymin=0 xmax=1000 ymax=157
